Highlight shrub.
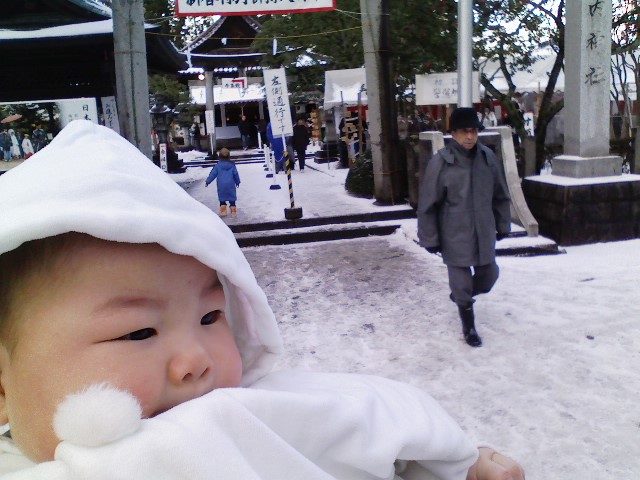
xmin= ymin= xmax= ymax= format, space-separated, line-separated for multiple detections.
xmin=345 ymin=151 xmax=374 ymax=198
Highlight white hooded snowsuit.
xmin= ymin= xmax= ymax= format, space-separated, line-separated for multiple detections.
xmin=0 ymin=121 xmax=478 ymax=480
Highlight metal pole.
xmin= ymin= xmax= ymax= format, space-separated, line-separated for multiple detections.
xmin=457 ymin=0 xmax=473 ymax=107
xmin=205 ymin=71 xmax=218 ymax=159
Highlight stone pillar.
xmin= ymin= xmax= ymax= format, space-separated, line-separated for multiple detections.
xmin=112 ymin=0 xmax=152 ymax=159
xmin=553 ymin=0 xmax=622 ymax=177
xmin=360 ymin=0 xmax=402 ymax=203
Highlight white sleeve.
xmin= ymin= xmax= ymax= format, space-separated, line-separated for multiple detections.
xmin=1 ymin=373 xmax=477 ymax=480
xmin=248 ymin=371 xmax=478 ymax=480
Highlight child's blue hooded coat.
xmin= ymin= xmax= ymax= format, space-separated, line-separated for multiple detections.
xmin=206 ymin=159 xmax=240 ymax=202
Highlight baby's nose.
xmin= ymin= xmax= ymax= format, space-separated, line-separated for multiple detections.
xmin=168 ymin=343 xmax=211 ymax=385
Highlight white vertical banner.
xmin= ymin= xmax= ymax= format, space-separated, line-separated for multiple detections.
xmin=101 ymin=96 xmax=120 ymax=133
xmin=523 ymin=112 xmax=535 ymax=136
xmin=263 ymin=68 xmax=293 ymax=137
xmin=205 ymin=109 xmax=215 ymax=135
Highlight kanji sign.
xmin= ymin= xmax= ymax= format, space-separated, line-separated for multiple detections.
xmin=176 ymin=0 xmax=336 ymax=17
xmin=222 ymin=77 xmax=247 ymax=89
xmin=415 ymin=72 xmax=480 ymax=106
xmin=263 ymin=68 xmax=293 ymax=137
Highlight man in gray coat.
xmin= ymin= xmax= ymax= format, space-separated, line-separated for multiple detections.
xmin=417 ymin=107 xmax=511 ymax=347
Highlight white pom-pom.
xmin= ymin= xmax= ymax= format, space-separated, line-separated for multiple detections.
xmin=53 ymin=383 xmax=142 ymax=446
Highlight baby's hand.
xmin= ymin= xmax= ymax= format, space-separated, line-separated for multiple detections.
xmin=466 ymin=447 xmax=525 ymax=480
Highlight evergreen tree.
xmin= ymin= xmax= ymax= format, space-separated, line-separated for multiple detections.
xmin=252 ymin=1 xmax=458 ymax=104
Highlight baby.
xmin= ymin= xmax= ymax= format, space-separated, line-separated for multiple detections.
xmin=0 ymin=121 xmax=523 ymax=479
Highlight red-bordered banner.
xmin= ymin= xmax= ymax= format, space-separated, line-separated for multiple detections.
xmin=176 ymin=0 xmax=336 ymax=17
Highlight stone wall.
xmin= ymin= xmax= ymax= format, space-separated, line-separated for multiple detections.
xmin=523 ymin=177 xmax=640 ymax=245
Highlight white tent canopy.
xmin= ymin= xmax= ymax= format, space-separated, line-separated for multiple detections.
xmin=323 ymin=68 xmax=368 ymax=109
xmin=480 ymin=45 xmax=637 ymax=100
xmin=480 ymin=47 xmax=566 ymax=93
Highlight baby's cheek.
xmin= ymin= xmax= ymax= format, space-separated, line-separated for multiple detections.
xmin=115 ymin=378 xmax=158 ymax=418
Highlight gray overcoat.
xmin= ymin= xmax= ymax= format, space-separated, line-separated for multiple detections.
xmin=417 ymin=141 xmax=511 ymax=267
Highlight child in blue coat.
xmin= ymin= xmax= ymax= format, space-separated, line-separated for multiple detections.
xmin=205 ymin=148 xmax=241 ymax=217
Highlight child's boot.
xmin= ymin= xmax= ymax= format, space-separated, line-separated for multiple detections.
xmin=219 ymin=205 xmax=228 ymax=217
xmin=230 ymin=206 xmax=237 ymax=217
xmin=458 ymin=304 xmax=482 ymax=347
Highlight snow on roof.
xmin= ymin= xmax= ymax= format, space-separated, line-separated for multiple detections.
xmin=0 ymin=19 xmax=157 ymax=41
xmin=67 ymin=0 xmax=113 ymax=17
xmin=323 ymin=68 xmax=368 ymax=109
xmin=0 ymin=20 xmax=111 ymax=40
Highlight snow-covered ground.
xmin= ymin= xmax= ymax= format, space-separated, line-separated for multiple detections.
xmin=175 ymin=150 xmax=640 ymax=479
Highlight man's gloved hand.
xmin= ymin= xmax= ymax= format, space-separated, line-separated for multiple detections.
xmin=425 ymin=245 xmax=442 ymax=254
xmin=496 ymin=232 xmax=509 ymax=241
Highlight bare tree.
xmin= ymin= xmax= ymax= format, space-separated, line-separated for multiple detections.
xmin=611 ymin=0 xmax=640 ymax=171
xmin=475 ymin=0 xmax=565 ymax=170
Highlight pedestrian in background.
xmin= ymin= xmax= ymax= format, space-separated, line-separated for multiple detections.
xmin=266 ymin=122 xmax=289 ymax=173
xmin=190 ymin=122 xmax=202 ymax=152
xmin=417 ymin=107 xmax=511 ymax=348
xmin=32 ymin=125 xmax=47 ymax=152
xmin=238 ymin=115 xmax=252 ymax=150
xmin=8 ymin=129 xmax=21 ymax=159
xmin=205 ymin=147 xmax=240 ymax=217
xmin=292 ymin=117 xmax=310 ymax=172
xmin=258 ymin=118 xmax=269 ymax=147
xmin=22 ymin=133 xmax=35 ymax=158
xmin=479 ymin=107 xmax=497 ymax=128
xmin=0 ymin=129 xmax=9 ymax=161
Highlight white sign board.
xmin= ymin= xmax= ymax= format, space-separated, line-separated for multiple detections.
xmin=100 ymin=96 xmax=120 ymax=133
xmin=263 ymin=68 xmax=293 ymax=137
xmin=176 ymin=0 xmax=335 ymax=17
xmin=205 ymin=109 xmax=215 ymax=135
xmin=415 ymin=72 xmax=480 ymax=106
xmin=523 ymin=112 xmax=535 ymax=136
xmin=222 ymin=77 xmax=247 ymax=89
xmin=159 ymin=143 xmax=168 ymax=172
xmin=57 ymin=98 xmax=99 ymax=128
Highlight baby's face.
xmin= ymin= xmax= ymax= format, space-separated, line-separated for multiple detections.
xmin=0 ymin=240 xmax=242 ymax=462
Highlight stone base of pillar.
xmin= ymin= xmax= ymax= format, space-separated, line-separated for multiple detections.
xmin=523 ymin=175 xmax=640 ymax=245
xmin=552 ymin=155 xmax=623 ymax=178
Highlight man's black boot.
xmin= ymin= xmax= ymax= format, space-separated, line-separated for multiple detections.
xmin=458 ymin=304 xmax=482 ymax=347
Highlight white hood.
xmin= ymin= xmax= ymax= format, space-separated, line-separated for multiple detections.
xmin=0 ymin=120 xmax=283 ymax=386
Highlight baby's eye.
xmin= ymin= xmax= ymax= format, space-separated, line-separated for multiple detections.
xmin=201 ymin=310 xmax=222 ymax=325
xmin=117 ymin=328 xmax=157 ymax=341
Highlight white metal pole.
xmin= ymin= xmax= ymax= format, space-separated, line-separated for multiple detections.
xmin=457 ymin=0 xmax=473 ymax=107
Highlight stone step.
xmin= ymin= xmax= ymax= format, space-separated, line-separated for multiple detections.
xmin=236 ymin=222 xmax=401 ymax=248
xmin=232 ymin=210 xmax=564 ymax=256
xmin=229 ymin=208 xmax=416 ymax=234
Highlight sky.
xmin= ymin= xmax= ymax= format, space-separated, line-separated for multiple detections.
xmin=173 ymin=148 xmax=640 ymax=480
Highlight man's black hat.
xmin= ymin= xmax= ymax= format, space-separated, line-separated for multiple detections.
xmin=449 ymin=107 xmax=484 ymax=131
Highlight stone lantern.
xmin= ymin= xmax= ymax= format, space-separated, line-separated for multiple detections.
xmin=149 ymin=96 xmax=184 ymax=173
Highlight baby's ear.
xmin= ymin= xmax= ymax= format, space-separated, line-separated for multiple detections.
xmin=0 ymin=350 xmax=9 ymax=425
